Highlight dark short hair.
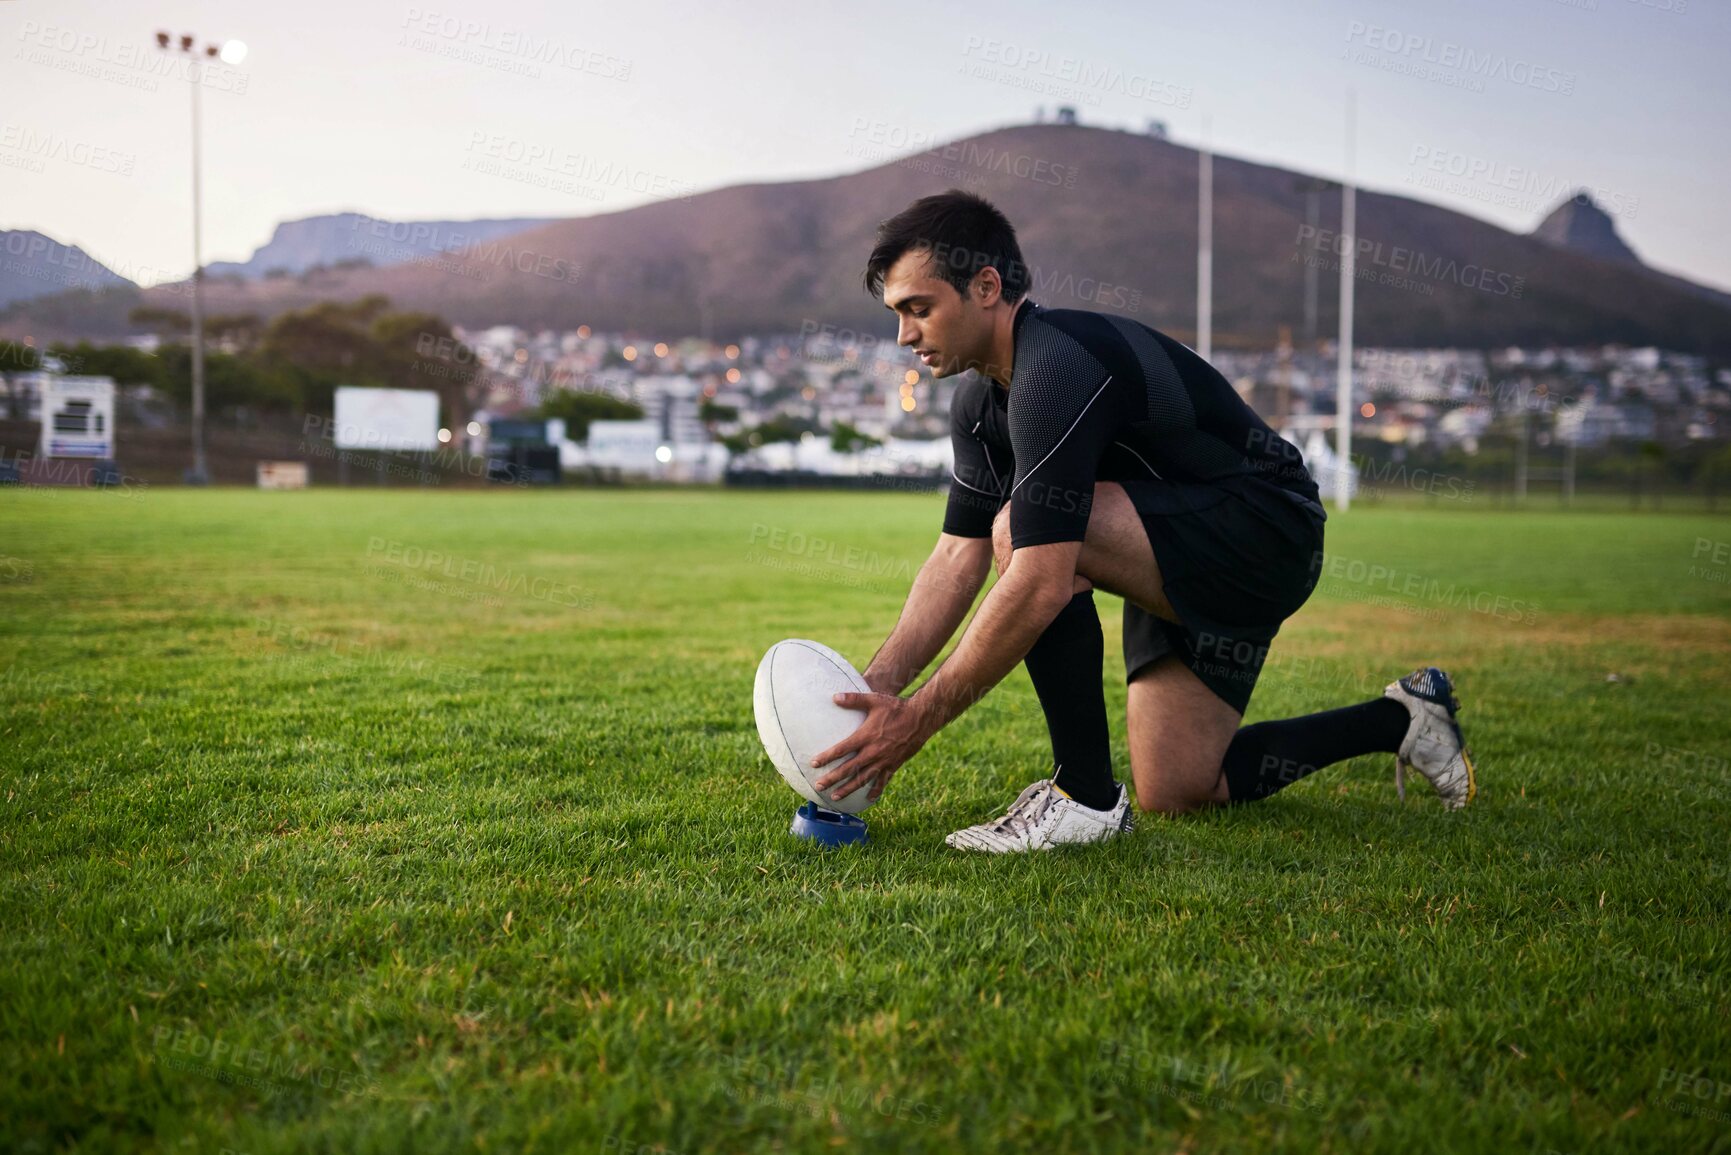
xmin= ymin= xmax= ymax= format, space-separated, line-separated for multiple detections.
xmin=861 ymin=189 xmax=1029 ymax=305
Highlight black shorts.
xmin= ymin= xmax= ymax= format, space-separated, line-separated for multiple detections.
xmin=1120 ymin=476 xmax=1326 ymax=714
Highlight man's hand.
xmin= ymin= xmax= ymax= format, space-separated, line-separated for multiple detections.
xmin=809 ymin=692 xmax=936 ymax=803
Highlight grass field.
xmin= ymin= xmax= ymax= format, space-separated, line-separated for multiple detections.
xmin=3 ymin=488 xmax=1729 ymax=1154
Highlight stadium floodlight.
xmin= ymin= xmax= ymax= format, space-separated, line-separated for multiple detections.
xmin=154 ymin=30 xmax=247 ymax=485
xmin=1196 ymin=115 xmax=1212 ymax=361
xmin=1335 ymin=91 xmax=1357 ymax=512
xmin=1292 ymin=175 xmax=1338 ymax=350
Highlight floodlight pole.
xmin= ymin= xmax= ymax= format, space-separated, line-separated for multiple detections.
xmin=1196 ymin=116 xmax=1213 ymax=361
xmin=1335 ymin=92 xmax=1357 ymax=511
xmin=157 ymin=32 xmax=227 ymax=485
xmin=1303 ymin=185 xmax=1320 ymax=347
xmin=1294 ymin=176 xmax=1337 ymax=350
xmin=188 ymin=57 xmax=208 ymax=485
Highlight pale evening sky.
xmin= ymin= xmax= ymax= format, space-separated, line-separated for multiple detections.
xmin=3 ymin=0 xmax=1727 ymax=294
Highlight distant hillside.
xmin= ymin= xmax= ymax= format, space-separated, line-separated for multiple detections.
xmin=205 ymin=212 xmax=560 ymax=280
xmin=0 ymin=230 xmax=136 ymax=309
xmin=7 ymin=124 xmax=1731 ymax=354
xmin=1532 ymin=193 xmax=1641 ymax=265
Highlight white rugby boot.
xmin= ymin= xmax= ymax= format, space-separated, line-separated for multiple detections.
xmin=1383 ymin=666 xmax=1478 ymax=809
xmin=945 ymin=777 xmax=1134 ymax=853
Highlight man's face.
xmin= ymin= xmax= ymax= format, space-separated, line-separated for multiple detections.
xmin=881 ymin=248 xmax=993 ymax=380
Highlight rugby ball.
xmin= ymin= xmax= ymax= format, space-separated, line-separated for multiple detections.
xmin=754 ymin=639 xmax=877 ymax=814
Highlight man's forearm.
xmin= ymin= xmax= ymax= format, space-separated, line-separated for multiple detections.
xmin=863 ymin=547 xmax=988 ymax=694
xmin=908 ymin=567 xmax=1071 ymax=734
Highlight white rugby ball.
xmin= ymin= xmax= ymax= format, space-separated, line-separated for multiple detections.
xmin=754 ymin=638 xmax=877 ymax=814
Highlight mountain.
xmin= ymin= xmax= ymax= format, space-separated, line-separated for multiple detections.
xmin=6 ymin=124 xmax=1731 ymax=354
xmin=0 ymin=230 xmax=136 ymax=309
xmin=204 ymin=212 xmax=560 ymax=280
xmin=1531 ymin=193 xmax=1641 ymax=265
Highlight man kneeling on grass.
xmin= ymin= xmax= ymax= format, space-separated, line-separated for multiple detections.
xmin=811 ymin=189 xmax=1477 ymax=852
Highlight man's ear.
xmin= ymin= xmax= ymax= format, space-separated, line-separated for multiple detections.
xmin=974 ymin=266 xmax=1002 ymax=307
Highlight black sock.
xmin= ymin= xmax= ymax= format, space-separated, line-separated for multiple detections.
xmin=1220 ymin=697 xmax=1410 ymax=804
xmin=1023 ymin=589 xmax=1118 ymax=811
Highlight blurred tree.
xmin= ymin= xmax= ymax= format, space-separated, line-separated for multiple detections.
xmin=0 ymin=340 xmax=49 ymax=419
xmin=1699 ymin=442 xmax=1731 ymax=511
xmin=369 ymin=310 xmax=482 ymax=431
xmin=17 ymin=297 xmax=485 ymax=428
xmin=253 ymin=299 xmax=399 ymax=415
xmin=537 ymin=390 xmax=644 ymax=442
xmin=153 ymin=344 xmax=288 ymax=411
xmin=0 ymin=340 xmax=44 ymax=373
xmin=721 ymin=414 xmax=817 ymax=456
xmin=699 ymin=398 xmax=738 ymax=427
xmin=206 ymin=313 xmax=264 ymax=353
xmin=830 ymin=421 xmax=883 ymax=454
xmin=128 ymin=304 xmax=190 ymax=336
xmin=48 ymin=343 xmax=164 ymax=388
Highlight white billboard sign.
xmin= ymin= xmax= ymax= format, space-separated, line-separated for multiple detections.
xmin=39 ymin=376 xmax=116 ymax=459
xmin=586 ymin=419 xmax=661 ymax=468
xmin=332 ymin=387 xmax=440 ymax=451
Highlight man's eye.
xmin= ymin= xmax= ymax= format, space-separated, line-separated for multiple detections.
xmin=912 ymin=309 xmax=928 ymax=318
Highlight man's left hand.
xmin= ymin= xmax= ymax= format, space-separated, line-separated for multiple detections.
xmin=810 ymin=692 xmax=934 ymax=803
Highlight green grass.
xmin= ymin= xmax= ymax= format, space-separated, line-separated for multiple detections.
xmin=3 ymin=488 xmax=1730 ymax=1155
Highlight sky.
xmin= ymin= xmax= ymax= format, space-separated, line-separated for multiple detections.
xmin=4 ymin=0 xmax=1729 ymax=293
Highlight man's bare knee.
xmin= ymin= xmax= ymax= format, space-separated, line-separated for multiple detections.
xmin=1134 ymin=782 xmax=1219 ymax=815
xmin=1132 ymin=755 xmax=1229 ymax=814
